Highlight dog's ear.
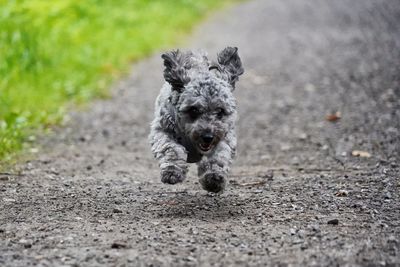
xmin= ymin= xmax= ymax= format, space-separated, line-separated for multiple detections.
xmin=162 ymin=50 xmax=191 ymax=92
xmin=217 ymin=47 xmax=244 ymax=89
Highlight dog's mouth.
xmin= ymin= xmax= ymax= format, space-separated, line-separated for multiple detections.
xmin=198 ymin=142 xmax=214 ymax=152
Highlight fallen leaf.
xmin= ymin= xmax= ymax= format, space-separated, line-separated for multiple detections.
xmin=335 ymin=190 xmax=349 ymax=197
xmin=352 ymin=150 xmax=371 ymax=158
xmin=326 ymin=111 xmax=341 ymax=122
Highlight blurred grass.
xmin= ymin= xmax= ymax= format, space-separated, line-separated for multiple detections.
xmin=0 ymin=0 xmax=235 ymax=164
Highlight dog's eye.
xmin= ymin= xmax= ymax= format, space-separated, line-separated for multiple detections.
xmin=187 ymin=107 xmax=201 ymax=119
xmin=216 ymin=108 xmax=226 ymax=119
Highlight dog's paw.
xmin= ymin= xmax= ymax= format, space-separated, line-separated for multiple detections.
xmin=199 ymin=172 xmax=226 ymax=193
xmin=161 ymin=166 xmax=185 ymax=184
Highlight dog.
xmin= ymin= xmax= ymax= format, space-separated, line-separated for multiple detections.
xmin=149 ymin=47 xmax=244 ymax=193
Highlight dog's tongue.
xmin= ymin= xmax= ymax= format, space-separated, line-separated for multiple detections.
xmin=200 ymin=143 xmax=211 ymax=151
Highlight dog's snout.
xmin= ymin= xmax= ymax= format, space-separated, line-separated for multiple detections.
xmin=201 ymin=133 xmax=214 ymax=144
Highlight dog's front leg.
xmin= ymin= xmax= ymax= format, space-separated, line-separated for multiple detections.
xmin=197 ymin=135 xmax=236 ymax=193
xmin=150 ymin=130 xmax=188 ymax=184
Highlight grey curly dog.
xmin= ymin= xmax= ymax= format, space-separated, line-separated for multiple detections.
xmin=149 ymin=47 xmax=244 ymax=193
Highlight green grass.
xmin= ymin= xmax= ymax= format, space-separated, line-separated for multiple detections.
xmin=0 ymin=0 xmax=235 ymax=164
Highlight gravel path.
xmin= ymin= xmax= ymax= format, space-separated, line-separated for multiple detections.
xmin=1 ymin=0 xmax=399 ymax=266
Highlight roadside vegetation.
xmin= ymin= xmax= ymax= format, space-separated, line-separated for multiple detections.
xmin=0 ymin=0 xmax=234 ymax=164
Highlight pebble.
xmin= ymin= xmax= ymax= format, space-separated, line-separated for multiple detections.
xmin=184 ymin=256 xmax=196 ymax=262
xmin=327 ymin=219 xmax=339 ymax=225
xmin=300 ymin=243 xmax=308 ymax=250
xmin=263 ymin=170 xmax=274 ymax=180
xmin=111 ymin=241 xmax=127 ymax=249
xmin=298 ymin=229 xmax=306 ymax=238
xmin=113 ymin=208 xmax=123 ymax=213
xmin=388 ymin=235 xmax=397 ymax=243
xmin=206 ymin=236 xmax=216 ymax=242
xmin=19 ymin=239 xmax=32 ymax=248
xmin=0 ymin=176 xmax=9 ymax=181
xmin=102 ymin=129 xmax=110 ymax=137
xmin=308 ymin=224 xmax=320 ymax=232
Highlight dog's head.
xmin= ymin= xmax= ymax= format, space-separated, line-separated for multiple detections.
xmin=162 ymin=47 xmax=244 ymax=155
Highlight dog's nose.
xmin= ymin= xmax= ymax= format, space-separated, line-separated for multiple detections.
xmin=201 ymin=133 xmax=214 ymax=144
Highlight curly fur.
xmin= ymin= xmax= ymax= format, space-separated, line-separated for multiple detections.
xmin=149 ymin=47 xmax=244 ymax=193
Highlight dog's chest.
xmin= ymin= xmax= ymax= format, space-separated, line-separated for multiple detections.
xmin=177 ymin=135 xmax=202 ymax=163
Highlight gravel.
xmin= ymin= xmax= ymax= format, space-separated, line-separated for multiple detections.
xmin=1 ymin=0 xmax=399 ymax=266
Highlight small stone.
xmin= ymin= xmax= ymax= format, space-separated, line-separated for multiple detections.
xmin=79 ymin=135 xmax=91 ymax=142
xmin=185 ymin=256 xmax=196 ymax=262
xmin=188 ymin=228 xmax=198 ymax=235
xmin=113 ymin=208 xmax=122 ymax=213
xmin=291 ymin=156 xmax=300 ymax=165
xmin=300 ymin=243 xmax=308 ymax=250
xmin=327 ymin=219 xmax=339 ymax=225
xmin=19 ymin=239 xmax=32 ymax=248
xmin=292 ymin=239 xmax=303 ymax=244
xmin=30 ymin=148 xmax=39 ymax=153
xmin=298 ymin=229 xmax=306 ymax=238
xmin=111 ymin=242 xmax=127 ymax=249
xmin=298 ymin=133 xmax=308 ymax=140
xmin=308 ymin=224 xmax=320 ymax=232
xmin=206 ymin=236 xmax=216 ymax=242
xmin=102 ymin=129 xmax=110 ymax=137
xmin=263 ymin=170 xmax=274 ymax=180
xmin=0 ymin=176 xmax=10 ymax=181
xmin=388 ymin=235 xmax=397 ymax=243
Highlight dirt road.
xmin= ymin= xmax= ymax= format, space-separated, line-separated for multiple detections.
xmin=1 ymin=0 xmax=399 ymax=266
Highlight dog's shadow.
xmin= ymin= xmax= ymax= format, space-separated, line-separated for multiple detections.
xmin=151 ymin=190 xmax=252 ymax=222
